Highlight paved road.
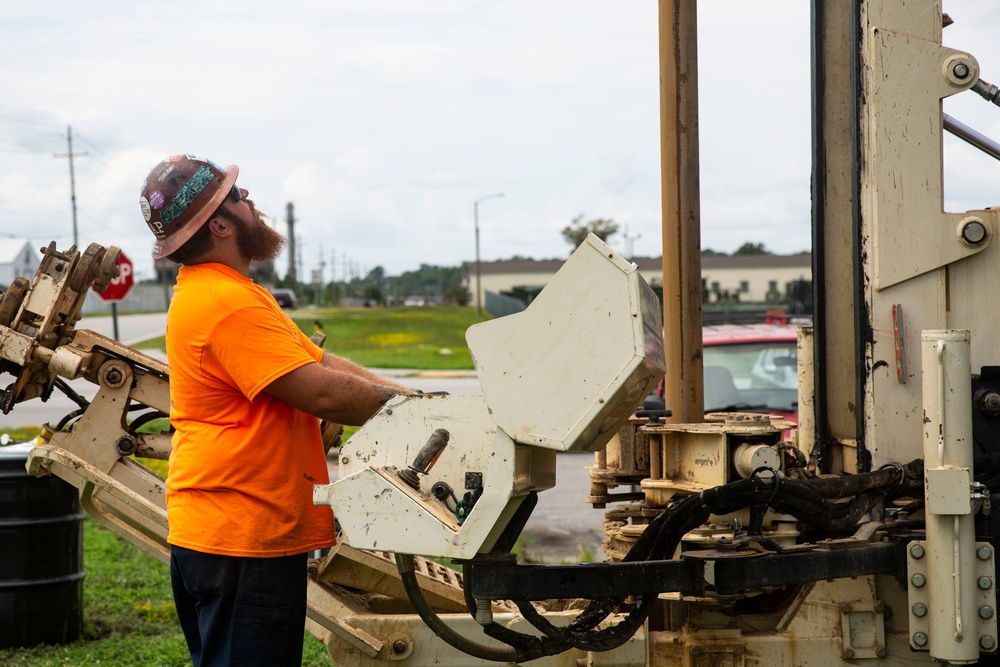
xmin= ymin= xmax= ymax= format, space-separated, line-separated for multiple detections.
xmin=78 ymin=312 xmax=171 ymax=346
xmin=0 ymin=312 xmax=606 ymax=562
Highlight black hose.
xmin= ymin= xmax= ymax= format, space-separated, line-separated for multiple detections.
xmin=394 ymin=554 xmax=567 ymax=662
xmin=405 ymin=460 xmax=925 ymax=659
xmin=513 ymin=493 xmax=712 ymax=650
xmin=510 ymin=460 xmax=923 ymax=651
xmin=53 ymin=377 xmax=89 ymax=409
xmin=53 ymin=408 xmax=85 ymax=432
xmin=128 ymin=410 xmax=171 ymax=432
xmin=513 ymin=592 xmax=658 ymax=652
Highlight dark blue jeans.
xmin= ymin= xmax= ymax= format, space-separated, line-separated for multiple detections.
xmin=170 ymin=546 xmax=308 ymax=667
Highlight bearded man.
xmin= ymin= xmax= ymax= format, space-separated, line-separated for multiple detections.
xmin=139 ymin=155 xmax=410 ymax=666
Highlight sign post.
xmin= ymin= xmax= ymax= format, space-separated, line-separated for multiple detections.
xmin=94 ymin=251 xmax=135 ymax=340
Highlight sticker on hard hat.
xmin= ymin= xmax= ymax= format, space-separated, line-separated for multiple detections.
xmin=139 ymin=197 xmax=152 ymax=222
xmin=157 ymin=165 xmax=175 ymax=182
xmin=149 ymin=190 xmax=165 ymax=210
xmin=159 ymin=165 xmax=215 ymax=227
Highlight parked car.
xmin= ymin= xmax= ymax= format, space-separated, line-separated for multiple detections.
xmin=269 ymin=288 xmax=298 ymax=309
xmin=648 ymin=323 xmax=800 ymax=422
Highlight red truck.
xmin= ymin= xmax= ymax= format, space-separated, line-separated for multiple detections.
xmin=651 ymin=323 xmax=800 ymax=423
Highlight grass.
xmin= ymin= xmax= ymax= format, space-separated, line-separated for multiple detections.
xmin=134 ymin=305 xmax=488 ymax=370
xmin=0 ymin=426 xmax=41 ymax=442
xmin=0 ymin=516 xmax=333 ymax=667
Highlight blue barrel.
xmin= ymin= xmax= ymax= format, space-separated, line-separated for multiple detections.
xmin=0 ymin=442 xmax=85 ymax=648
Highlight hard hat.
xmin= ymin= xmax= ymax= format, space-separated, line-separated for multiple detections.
xmin=139 ymin=154 xmax=238 ymax=259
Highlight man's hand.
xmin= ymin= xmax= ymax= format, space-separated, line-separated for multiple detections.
xmin=320 ymin=420 xmax=344 ymax=455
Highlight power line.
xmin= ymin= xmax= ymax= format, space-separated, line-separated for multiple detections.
xmin=53 ymin=125 xmax=88 ymax=247
xmin=0 ymin=110 xmax=59 ymax=130
xmin=72 ymin=131 xmax=111 ymax=166
xmin=71 ymin=132 xmax=106 ymax=156
xmin=0 ymin=114 xmax=63 ymax=154
xmin=0 ymin=142 xmax=53 ymax=156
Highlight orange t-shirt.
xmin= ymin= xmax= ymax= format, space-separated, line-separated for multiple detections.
xmin=165 ymin=263 xmax=336 ymax=557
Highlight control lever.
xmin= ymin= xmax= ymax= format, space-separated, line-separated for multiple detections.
xmin=398 ymin=428 xmax=450 ymax=490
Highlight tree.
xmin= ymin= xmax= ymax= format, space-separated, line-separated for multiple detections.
xmin=392 ymin=264 xmax=466 ymax=302
xmin=365 ymin=266 xmax=386 ymax=283
xmin=701 ymin=248 xmax=727 ymax=256
xmin=561 ymin=214 xmax=619 ymax=251
xmin=733 ymin=242 xmax=772 ymax=256
xmin=445 ymin=284 xmax=472 ymax=306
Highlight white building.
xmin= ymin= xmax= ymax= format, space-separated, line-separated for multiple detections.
xmin=0 ymin=240 xmax=41 ymax=288
xmin=701 ymin=253 xmax=812 ymax=303
xmin=468 ymin=253 xmax=811 ymax=305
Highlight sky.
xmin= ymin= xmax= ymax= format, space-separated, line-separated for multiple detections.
xmin=1 ymin=1 xmax=999 ymax=283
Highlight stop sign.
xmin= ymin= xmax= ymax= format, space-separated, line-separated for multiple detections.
xmin=96 ymin=251 xmax=135 ymax=302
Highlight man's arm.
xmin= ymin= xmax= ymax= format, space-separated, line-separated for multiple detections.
xmin=319 ymin=352 xmax=412 ymax=394
xmin=263 ymin=361 xmax=410 ymax=426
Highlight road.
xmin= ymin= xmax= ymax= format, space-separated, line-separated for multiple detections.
xmin=0 ymin=312 xmax=607 ymax=562
xmin=77 ymin=312 xmax=172 ymax=346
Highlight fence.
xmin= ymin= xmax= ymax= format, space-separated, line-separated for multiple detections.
xmin=485 ymin=291 xmax=526 ymax=318
xmin=80 ymin=284 xmax=174 ymax=316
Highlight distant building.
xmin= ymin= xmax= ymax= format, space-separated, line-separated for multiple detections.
xmin=466 ymin=252 xmax=812 ymax=312
xmin=701 ymin=253 xmax=811 ymax=303
xmin=0 ymin=240 xmax=41 ymax=288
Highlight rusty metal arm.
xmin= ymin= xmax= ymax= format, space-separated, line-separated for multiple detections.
xmin=27 ymin=444 xmax=170 ymax=564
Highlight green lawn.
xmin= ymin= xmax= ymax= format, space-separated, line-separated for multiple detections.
xmin=0 ymin=516 xmax=333 ymax=666
xmin=135 ymin=305 xmax=489 ymax=370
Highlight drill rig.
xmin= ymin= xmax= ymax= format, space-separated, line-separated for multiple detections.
xmin=5 ymin=0 xmax=1000 ymax=664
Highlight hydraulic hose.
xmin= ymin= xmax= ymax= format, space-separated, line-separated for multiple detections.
xmin=512 ymin=460 xmax=924 ymax=650
xmin=54 ymin=377 xmax=90 ymax=409
xmin=459 ymin=561 xmax=574 ymax=656
xmin=396 ymin=460 xmax=926 ymax=660
xmin=394 ymin=553 xmax=568 ymax=662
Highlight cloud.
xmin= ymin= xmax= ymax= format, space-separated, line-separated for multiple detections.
xmin=1 ymin=0 xmax=998 ymax=283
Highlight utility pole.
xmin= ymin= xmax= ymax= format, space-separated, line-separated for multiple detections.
xmin=623 ymin=223 xmax=641 ymax=260
xmin=317 ymin=244 xmax=325 ymax=307
xmin=330 ymin=248 xmax=338 ymax=307
xmin=285 ymin=203 xmax=297 ymax=282
xmin=474 ymin=193 xmax=504 ymax=317
xmin=54 ymin=126 xmax=88 ymax=248
xmin=296 ymin=234 xmax=303 ymax=286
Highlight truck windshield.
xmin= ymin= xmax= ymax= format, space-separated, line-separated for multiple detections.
xmin=703 ymin=342 xmax=798 ymax=412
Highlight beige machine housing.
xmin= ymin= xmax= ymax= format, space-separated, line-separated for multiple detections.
xmin=314 ymin=234 xmax=666 ymax=558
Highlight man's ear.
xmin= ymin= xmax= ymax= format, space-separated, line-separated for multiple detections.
xmin=208 ymin=216 xmax=234 ymax=238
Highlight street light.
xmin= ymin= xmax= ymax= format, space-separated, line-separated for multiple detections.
xmin=474 ymin=192 xmax=504 ymax=317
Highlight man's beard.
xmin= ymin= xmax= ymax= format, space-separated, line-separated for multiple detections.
xmin=226 ymin=199 xmax=286 ymax=262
